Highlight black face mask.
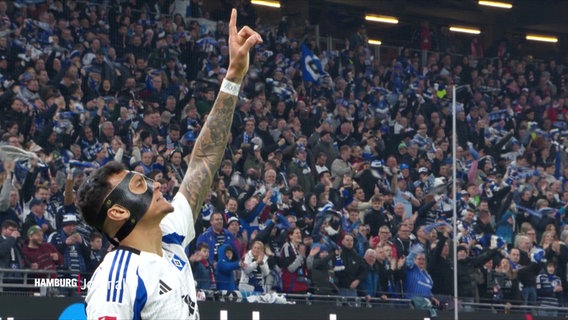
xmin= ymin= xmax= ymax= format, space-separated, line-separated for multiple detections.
xmin=96 ymin=171 xmax=154 ymax=245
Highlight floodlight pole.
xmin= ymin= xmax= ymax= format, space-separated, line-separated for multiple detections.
xmin=452 ymin=85 xmax=459 ymax=320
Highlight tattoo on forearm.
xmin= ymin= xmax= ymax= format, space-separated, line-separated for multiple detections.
xmin=181 ymin=92 xmax=237 ymax=218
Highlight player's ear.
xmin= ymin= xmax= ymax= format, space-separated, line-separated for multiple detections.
xmin=106 ymin=205 xmax=130 ymax=222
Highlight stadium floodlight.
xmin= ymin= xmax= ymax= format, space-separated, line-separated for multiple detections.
xmin=478 ymin=1 xmax=513 ymax=9
xmin=251 ymin=0 xmax=281 ymax=8
xmin=368 ymin=39 xmax=382 ymax=45
xmin=365 ymin=14 xmax=399 ymax=24
xmin=449 ymin=26 xmax=481 ymax=35
xmin=525 ymin=34 xmax=558 ymax=43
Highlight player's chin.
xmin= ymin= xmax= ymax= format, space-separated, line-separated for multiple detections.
xmin=158 ymin=201 xmax=175 ymax=215
xmin=154 ymin=198 xmax=174 ymax=214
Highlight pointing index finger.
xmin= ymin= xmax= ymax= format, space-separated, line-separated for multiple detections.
xmin=229 ymin=8 xmax=237 ymax=37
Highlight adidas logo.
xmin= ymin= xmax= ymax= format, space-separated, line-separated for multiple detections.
xmin=159 ymin=280 xmax=172 ymax=295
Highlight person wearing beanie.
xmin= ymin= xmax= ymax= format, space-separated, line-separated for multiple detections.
xmin=22 ymin=225 xmax=63 ymax=280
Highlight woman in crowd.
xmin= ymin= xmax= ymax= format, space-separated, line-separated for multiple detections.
xmin=487 ymin=257 xmax=520 ymax=306
xmin=167 ymin=149 xmax=187 ymax=183
xmin=280 ymin=228 xmax=309 ymax=293
xmin=239 ymin=240 xmax=270 ymax=293
xmin=211 ymin=177 xmax=230 ymax=212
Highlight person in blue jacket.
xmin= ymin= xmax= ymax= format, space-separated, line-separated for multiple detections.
xmin=196 ymin=212 xmax=239 ymax=264
xmin=404 ymin=248 xmax=440 ymax=314
xmin=216 ymin=244 xmax=241 ymax=291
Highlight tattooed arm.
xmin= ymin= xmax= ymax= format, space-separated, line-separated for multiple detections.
xmin=179 ymin=9 xmax=262 ymax=220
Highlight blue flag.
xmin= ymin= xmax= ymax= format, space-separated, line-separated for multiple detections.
xmin=301 ymin=44 xmax=325 ymax=83
xmin=487 ymin=109 xmax=510 ymax=123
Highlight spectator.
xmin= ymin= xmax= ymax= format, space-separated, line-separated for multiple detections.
xmin=361 ymin=248 xmax=381 ymax=301
xmin=342 ymin=207 xmax=362 ymax=237
xmin=0 ymin=220 xmax=23 ymax=270
xmin=456 ymin=245 xmax=501 ymax=309
xmin=355 ymin=224 xmax=371 ymax=257
xmin=536 ymin=260 xmax=563 ymax=317
xmin=487 ymin=257 xmax=520 ymax=305
xmin=376 ymin=244 xmax=404 ymax=298
xmin=239 ymin=240 xmax=270 ymax=293
xmin=312 ymin=130 xmax=338 ymax=169
xmin=22 ymin=225 xmax=63 ymax=279
xmin=239 ymin=191 xmax=272 ymax=237
xmin=287 ymin=146 xmax=315 ymax=193
xmin=48 ymin=214 xmax=89 ymax=280
xmin=281 ymin=228 xmax=309 ymax=293
xmin=393 ymin=222 xmax=416 ymax=258
xmin=22 ymin=199 xmax=55 ymax=241
xmin=216 ymin=244 xmax=241 ymax=291
xmin=404 ymin=250 xmax=439 ymax=317
xmin=0 ymin=162 xmax=22 ymax=226
xmin=306 ymin=244 xmax=338 ymax=295
xmin=372 ymin=225 xmax=392 ymax=255
xmin=86 ymin=231 xmax=104 ymax=275
xmin=364 ymin=195 xmax=392 ymax=238
xmin=196 ymin=211 xmax=238 ymax=264
xmin=226 ymin=216 xmax=247 ymax=258
xmin=189 ymin=242 xmax=215 ymax=290
xmin=335 ymin=233 xmax=367 ymax=297
xmin=330 ymin=145 xmax=353 ymax=182
xmin=428 ymin=227 xmax=453 ymax=300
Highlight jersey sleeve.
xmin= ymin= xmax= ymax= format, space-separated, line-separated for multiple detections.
xmin=160 ymin=193 xmax=195 ymax=248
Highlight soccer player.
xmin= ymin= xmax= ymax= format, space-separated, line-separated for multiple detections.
xmin=77 ymin=10 xmax=262 ymax=319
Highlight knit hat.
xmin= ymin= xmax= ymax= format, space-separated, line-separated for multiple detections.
xmin=61 ymin=214 xmax=78 ymax=226
xmin=227 ymin=216 xmax=240 ymax=226
xmin=27 ymin=225 xmax=42 ymax=236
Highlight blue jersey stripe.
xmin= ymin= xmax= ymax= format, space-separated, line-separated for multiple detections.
xmin=112 ymin=250 xmax=126 ymax=302
xmin=118 ymin=252 xmax=132 ymax=303
xmin=106 ymin=251 xmax=120 ymax=302
xmin=162 ymin=232 xmax=185 ymax=245
xmin=133 ymin=269 xmax=147 ymax=320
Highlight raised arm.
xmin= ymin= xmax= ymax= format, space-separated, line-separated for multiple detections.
xmin=178 ymin=9 xmax=262 ymax=219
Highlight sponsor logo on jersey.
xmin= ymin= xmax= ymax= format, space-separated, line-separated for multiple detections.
xmin=159 ymin=280 xmax=172 ymax=295
xmin=98 ymin=316 xmax=117 ymax=320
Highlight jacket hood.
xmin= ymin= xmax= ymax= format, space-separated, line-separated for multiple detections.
xmin=218 ymin=243 xmax=237 ymax=262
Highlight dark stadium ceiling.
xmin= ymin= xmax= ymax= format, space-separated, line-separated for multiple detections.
xmin=314 ymin=0 xmax=567 ymax=43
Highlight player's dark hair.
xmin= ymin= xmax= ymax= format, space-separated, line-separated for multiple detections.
xmin=77 ymin=161 xmax=126 ymax=230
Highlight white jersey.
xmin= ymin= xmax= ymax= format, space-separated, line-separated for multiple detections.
xmin=86 ymin=193 xmax=199 ymax=320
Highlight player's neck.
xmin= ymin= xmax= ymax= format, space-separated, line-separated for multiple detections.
xmin=119 ymin=224 xmax=163 ymax=256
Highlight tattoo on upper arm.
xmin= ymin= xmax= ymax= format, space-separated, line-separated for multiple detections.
xmin=181 ymin=93 xmax=237 ymax=217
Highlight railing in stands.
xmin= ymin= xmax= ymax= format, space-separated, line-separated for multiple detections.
xmin=1 ymin=268 xmax=567 ymax=316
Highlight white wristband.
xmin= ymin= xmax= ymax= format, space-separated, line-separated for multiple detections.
xmin=220 ymin=79 xmax=241 ymax=96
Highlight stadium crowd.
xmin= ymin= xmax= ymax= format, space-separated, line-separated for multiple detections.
xmin=0 ymin=0 xmax=567 ymax=316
